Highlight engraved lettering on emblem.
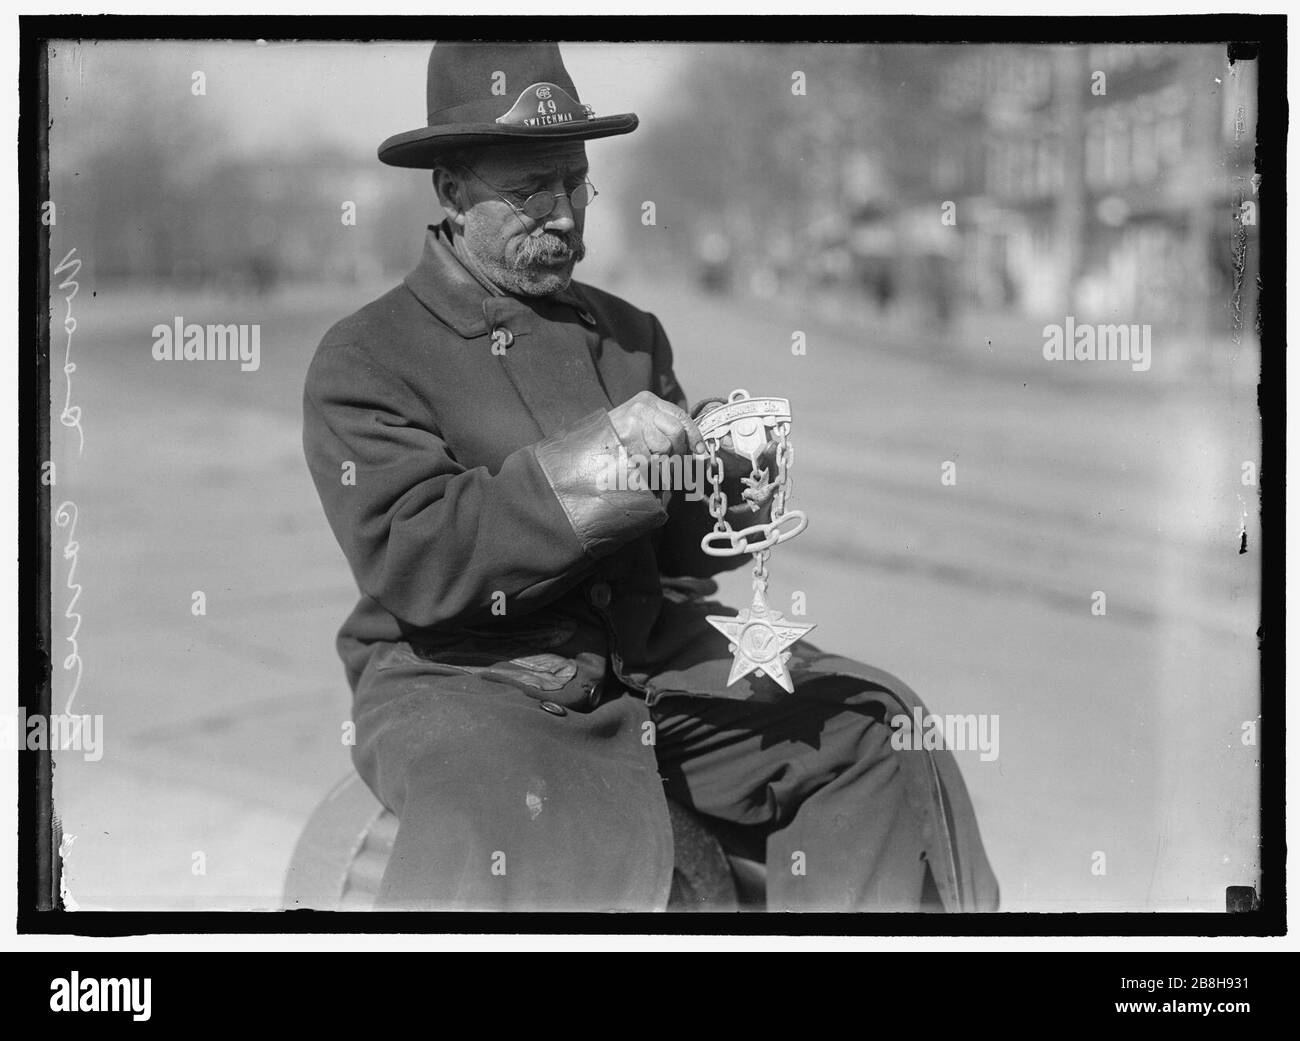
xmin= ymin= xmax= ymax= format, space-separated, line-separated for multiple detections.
xmin=740 ymin=622 xmax=778 ymax=662
xmin=497 ymin=83 xmax=591 ymax=127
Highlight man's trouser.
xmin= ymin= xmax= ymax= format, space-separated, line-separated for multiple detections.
xmin=652 ymin=675 xmax=940 ymax=912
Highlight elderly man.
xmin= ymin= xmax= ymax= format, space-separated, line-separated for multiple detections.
xmin=303 ymin=41 xmax=998 ymax=911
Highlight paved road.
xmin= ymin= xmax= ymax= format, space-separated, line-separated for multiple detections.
xmin=48 ymin=275 xmax=1261 ymax=911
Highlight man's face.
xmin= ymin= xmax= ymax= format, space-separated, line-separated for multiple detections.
xmin=456 ymin=140 xmax=590 ymax=297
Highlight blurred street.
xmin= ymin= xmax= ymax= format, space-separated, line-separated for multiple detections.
xmin=49 ymin=273 xmax=1260 ymax=912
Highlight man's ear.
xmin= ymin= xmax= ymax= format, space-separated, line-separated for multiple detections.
xmin=432 ymin=167 xmax=468 ymax=228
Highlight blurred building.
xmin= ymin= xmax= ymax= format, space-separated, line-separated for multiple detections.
xmin=631 ymin=43 xmax=1259 ymax=362
xmin=927 ymin=44 xmax=1257 ymax=340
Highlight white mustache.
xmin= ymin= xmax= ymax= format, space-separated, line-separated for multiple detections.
xmin=517 ymin=235 xmax=584 ymax=266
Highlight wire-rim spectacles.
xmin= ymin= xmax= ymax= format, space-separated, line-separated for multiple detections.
xmin=462 ymin=166 xmax=598 ymax=221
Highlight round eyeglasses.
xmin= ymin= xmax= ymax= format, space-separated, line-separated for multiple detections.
xmin=463 ymin=167 xmax=598 ymax=221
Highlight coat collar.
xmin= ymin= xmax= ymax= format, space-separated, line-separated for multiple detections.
xmin=403 ymin=221 xmax=593 ymax=339
xmin=403 ymin=222 xmax=613 ymax=439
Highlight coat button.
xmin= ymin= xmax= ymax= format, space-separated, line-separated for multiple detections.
xmin=588 ymin=581 xmax=611 ymax=608
xmin=539 ymin=700 xmax=566 ymax=716
xmin=491 ymin=327 xmax=514 ymax=350
xmin=577 ymin=309 xmax=597 ymax=326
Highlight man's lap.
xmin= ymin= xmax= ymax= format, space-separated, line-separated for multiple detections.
xmin=347 ymin=639 xmax=994 ymax=910
xmin=352 ymin=640 xmax=906 ymax=826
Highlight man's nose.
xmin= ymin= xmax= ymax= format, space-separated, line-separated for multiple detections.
xmin=542 ymin=192 xmax=577 ymax=233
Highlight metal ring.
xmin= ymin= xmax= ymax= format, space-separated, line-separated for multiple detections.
xmin=700 ymin=527 xmax=754 ymax=557
xmin=737 ymin=511 xmax=808 ymax=553
xmin=699 ymin=510 xmax=808 ymax=557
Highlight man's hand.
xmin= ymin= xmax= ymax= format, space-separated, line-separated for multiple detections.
xmin=608 ymin=391 xmax=706 ymax=460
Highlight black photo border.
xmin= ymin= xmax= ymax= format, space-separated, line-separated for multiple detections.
xmin=17 ymin=12 xmax=1286 ymax=939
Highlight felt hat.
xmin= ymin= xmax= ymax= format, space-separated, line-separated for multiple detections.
xmin=378 ymin=41 xmax=638 ymax=168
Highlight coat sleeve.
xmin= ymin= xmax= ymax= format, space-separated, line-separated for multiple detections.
xmin=643 ymin=314 xmax=768 ymax=579
xmin=303 ymin=336 xmax=669 ymax=631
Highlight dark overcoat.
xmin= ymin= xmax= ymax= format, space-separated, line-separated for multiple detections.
xmin=302 ymin=222 xmax=998 ymax=911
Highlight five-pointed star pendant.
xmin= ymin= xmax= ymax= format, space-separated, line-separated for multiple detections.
xmin=706 ymin=599 xmax=816 ymax=694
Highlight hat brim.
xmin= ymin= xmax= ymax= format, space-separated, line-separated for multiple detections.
xmin=378 ymin=113 xmax=638 ymax=168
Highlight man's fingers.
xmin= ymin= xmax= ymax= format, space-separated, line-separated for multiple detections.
xmin=680 ymin=414 xmax=706 ymax=455
xmin=655 ymin=402 xmax=704 ymax=455
xmin=612 ymin=394 xmax=705 ymax=458
xmin=648 ymin=402 xmax=701 ymax=455
xmin=643 ymin=413 xmax=677 ymax=456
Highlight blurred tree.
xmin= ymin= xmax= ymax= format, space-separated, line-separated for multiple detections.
xmin=47 ymin=43 xmax=431 ymax=286
xmin=49 ymin=44 xmax=220 ymax=280
xmin=622 ymin=44 xmax=967 ymax=296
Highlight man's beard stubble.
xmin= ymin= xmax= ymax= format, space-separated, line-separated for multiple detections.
xmin=463 ymin=219 xmax=587 ymax=297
